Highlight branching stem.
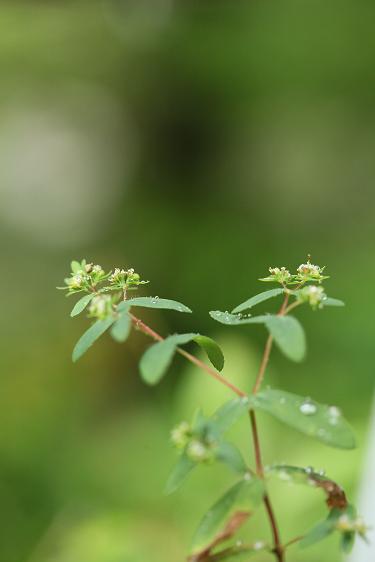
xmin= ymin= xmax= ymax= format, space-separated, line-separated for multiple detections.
xmin=129 ymin=291 xmax=291 ymax=562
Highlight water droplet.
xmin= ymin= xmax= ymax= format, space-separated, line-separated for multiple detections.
xmin=305 ymin=466 xmax=314 ymax=474
xmin=317 ymin=469 xmax=326 ymax=477
xmin=300 ymin=400 xmax=317 ymax=416
xmin=151 ymin=296 xmax=159 ymax=304
xmin=253 ymin=541 xmax=265 ymax=551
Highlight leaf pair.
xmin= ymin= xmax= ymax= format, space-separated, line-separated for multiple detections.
xmin=71 ymin=296 xmax=192 ymax=362
xmin=210 ymin=311 xmax=306 ymax=362
xmin=140 ymin=333 xmax=224 ymax=385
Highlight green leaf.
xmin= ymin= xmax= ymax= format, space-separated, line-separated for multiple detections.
xmin=210 ymin=311 xmax=305 ymax=362
xmin=209 ymin=311 xmax=268 ymax=325
xmin=118 ymin=296 xmax=191 ymax=313
xmin=264 ymin=315 xmax=306 ymax=362
xmin=164 ymin=453 xmax=196 ymax=495
xmin=192 ymin=335 xmax=225 ymax=371
xmin=300 ymin=517 xmax=337 ymax=548
xmin=72 ymin=316 xmax=115 ymax=362
xmin=191 ymin=478 xmax=264 ymax=554
xmin=110 ymin=313 xmax=131 ymax=343
xmin=341 ymin=532 xmax=355 ymax=553
xmin=70 ymin=294 xmax=94 ymax=317
xmin=215 ymin=442 xmax=248 ymax=474
xmin=139 ymin=333 xmax=224 ymax=385
xmin=248 ymin=389 xmax=356 ymax=449
xmin=266 ymin=464 xmax=321 ymax=485
xmin=323 ymin=297 xmax=345 ymax=307
xmin=139 ymin=338 xmax=177 ymax=385
xmin=212 ymin=397 xmax=250 ymax=433
xmin=70 ymin=260 xmax=82 ymax=273
xmin=232 ymin=288 xmax=284 ymax=314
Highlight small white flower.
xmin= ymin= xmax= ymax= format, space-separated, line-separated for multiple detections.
xmin=93 ymin=264 xmax=104 ymax=274
xmin=186 ymin=440 xmax=209 ymax=462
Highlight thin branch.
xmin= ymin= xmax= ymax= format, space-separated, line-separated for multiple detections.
xmin=129 ymin=312 xmax=246 ymax=398
xmin=128 ymin=288 xmax=293 ymax=562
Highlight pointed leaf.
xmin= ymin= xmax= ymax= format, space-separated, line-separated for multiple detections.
xmin=165 ymin=453 xmax=196 ymax=495
xmin=323 ymin=297 xmax=345 ymax=307
xmin=72 ymin=316 xmax=115 ymax=362
xmin=264 ymin=315 xmax=306 ymax=362
xmin=300 ymin=517 xmax=337 ymax=548
xmin=70 ymin=294 xmax=94 ymax=317
xmin=232 ymin=288 xmax=284 ymax=314
xmin=110 ymin=312 xmax=131 ymax=343
xmin=191 ymin=478 xmax=264 ymax=554
xmin=249 ymin=389 xmax=356 ymax=449
xmin=193 ymin=335 xmax=225 ymax=371
xmin=118 ymin=296 xmax=192 ymax=313
xmin=212 ymin=398 xmax=250 ymax=433
xmin=341 ymin=532 xmax=355 ymax=553
xmin=215 ymin=442 xmax=248 ymax=474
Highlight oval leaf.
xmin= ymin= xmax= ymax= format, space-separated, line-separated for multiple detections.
xmin=193 ymin=335 xmax=225 ymax=371
xmin=70 ymin=260 xmax=82 ymax=273
xmin=209 ymin=311 xmax=268 ymax=326
xmin=264 ymin=315 xmax=306 ymax=362
xmin=111 ymin=312 xmax=131 ymax=343
xmin=139 ymin=339 xmax=177 ymax=385
xmin=232 ymin=288 xmax=284 ymax=314
xmin=70 ymin=294 xmax=94 ymax=317
xmin=249 ymin=389 xmax=356 ymax=450
xmin=191 ymin=478 xmax=264 ymax=554
xmin=323 ymin=297 xmax=345 ymax=307
xmin=119 ymin=296 xmax=191 ymax=313
xmin=72 ymin=316 xmax=115 ymax=362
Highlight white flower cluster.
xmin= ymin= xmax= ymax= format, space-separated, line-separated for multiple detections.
xmin=336 ymin=513 xmax=367 ymax=536
xmin=298 ymin=285 xmax=326 ymax=309
xmin=88 ymin=295 xmax=112 ymax=319
xmin=296 ymin=261 xmax=325 ymax=281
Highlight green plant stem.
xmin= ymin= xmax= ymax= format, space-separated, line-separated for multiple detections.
xmin=129 ymin=292 xmax=291 ymax=562
xmin=248 ymin=292 xmax=290 ymax=562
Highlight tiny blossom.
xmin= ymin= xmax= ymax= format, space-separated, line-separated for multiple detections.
xmin=88 ymin=295 xmax=112 ymax=319
xmin=298 ymin=285 xmax=326 ymax=309
xmin=68 ymin=274 xmax=84 ymax=289
xmin=170 ymin=421 xmax=191 ymax=449
xmin=186 ymin=439 xmax=210 ymax=462
xmin=93 ymin=264 xmax=104 ymax=274
xmin=85 ymin=263 xmax=94 ymax=273
xmin=266 ymin=266 xmax=291 ymax=284
xmin=296 ymin=260 xmax=326 ymax=282
xmin=110 ymin=268 xmax=126 ymax=283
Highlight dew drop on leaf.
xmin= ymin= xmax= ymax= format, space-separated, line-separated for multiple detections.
xmin=300 ymin=400 xmax=317 ymax=416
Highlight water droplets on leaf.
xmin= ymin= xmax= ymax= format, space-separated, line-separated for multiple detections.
xmin=300 ymin=400 xmax=318 ymax=416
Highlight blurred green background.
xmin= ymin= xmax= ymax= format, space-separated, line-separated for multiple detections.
xmin=0 ymin=1 xmax=374 ymax=561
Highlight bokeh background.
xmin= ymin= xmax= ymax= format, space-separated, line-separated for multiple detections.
xmin=0 ymin=1 xmax=374 ymax=561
